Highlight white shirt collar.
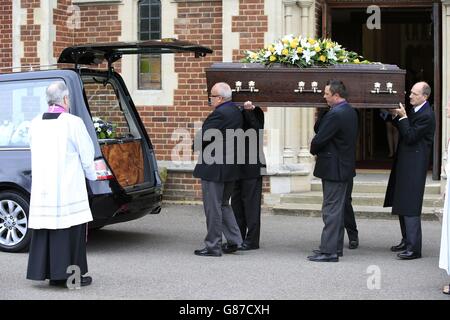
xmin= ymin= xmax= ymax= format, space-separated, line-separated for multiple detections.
xmin=414 ymin=101 xmax=427 ymax=113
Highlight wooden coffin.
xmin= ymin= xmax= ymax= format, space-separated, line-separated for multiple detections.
xmin=205 ymin=63 xmax=406 ymax=108
xmin=101 ymin=140 xmax=144 ymax=187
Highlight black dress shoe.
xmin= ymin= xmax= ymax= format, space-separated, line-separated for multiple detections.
xmin=194 ymin=247 xmax=222 ymax=257
xmin=49 ymin=279 xmax=66 ymax=287
xmin=397 ymin=251 xmax=421 ymax=260
xmin=50 ymin=276 xmax=92 ymax=288
xmin=221 ymin=243 xmax=239 ymax=254
xmin=307 ymin=253 xmax=339 ymax=262
xmin=312 ymin=249 xmax=343 ymax=257
xmin=238 ymin=243 xmax=259 ymax=251
xmin=80 ymin=276 xmax=92 ymax=287
xmin=349 ymin=239 xmax=359 ymax=249
xmin=390 ymin=241 xmax=407 ymax=252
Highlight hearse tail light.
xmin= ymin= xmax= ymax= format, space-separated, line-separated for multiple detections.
xmin=94 ymin=158 xmax=114 ymax=180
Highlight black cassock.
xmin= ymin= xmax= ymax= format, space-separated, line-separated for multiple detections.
xmin=27 ymin=223 xmax=88 ymax=281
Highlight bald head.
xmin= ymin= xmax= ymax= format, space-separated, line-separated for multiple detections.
xmin=409 ymin=81 xmax=431 ymax=107
xmin=417 ymin=81 xmax=431 ymax=98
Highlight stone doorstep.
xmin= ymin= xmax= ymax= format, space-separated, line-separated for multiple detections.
xmin=280 ymin=191 xmax=443 ymax=207
xmin=271 ymin=203 xmax=440 ymax=221
xmin=310 ymin=181 xmax=441 ymax=194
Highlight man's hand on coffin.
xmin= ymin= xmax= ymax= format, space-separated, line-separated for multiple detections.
xmin=387 ymin=108 xmax=398 ymax=119
xmin=244 ymin=101 xmax=256 ymax=110
xmin=395 ymin=102 xmax=407 ymax=118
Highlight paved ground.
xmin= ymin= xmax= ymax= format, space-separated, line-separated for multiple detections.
xmin=1 ymin=204 xmax=449 ymax=300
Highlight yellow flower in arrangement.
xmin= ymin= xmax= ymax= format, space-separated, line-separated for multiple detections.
xmin=308 ymin=38 xmax=316 ymax=45
xmin=243 ymin=35 xmax=370 ymax=68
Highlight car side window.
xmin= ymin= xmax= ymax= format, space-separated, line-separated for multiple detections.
xmin=0 ymin=79 xmax=62 ymax=148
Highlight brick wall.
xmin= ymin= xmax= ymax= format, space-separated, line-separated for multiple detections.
xmin=139 ymin=1 xmax=224 ymax=201
xmin=20 ymin=0 xmax=40 ymax=67
xmin=232 ymin=0 xmax=268 ymax=61
xmin=72 ymin=4 xmax=122 ymax=72
xmin=0 ymin=1 xmax=13 ymax=73
xmin=146 ymin=1 xmax=271 ymax=201
xmin=53 ymin=0 xmax=74 ymax=60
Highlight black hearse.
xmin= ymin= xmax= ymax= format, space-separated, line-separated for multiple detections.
xmin=0 ymin=40 xmax=212 ymax=252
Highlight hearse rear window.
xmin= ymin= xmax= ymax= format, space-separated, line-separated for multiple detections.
xmin=0 ymin=79 xmax=63 ymax=148
xmin=82 ymin=77 xmax=141 ymax=142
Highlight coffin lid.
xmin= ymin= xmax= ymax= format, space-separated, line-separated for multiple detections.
xmin=58 ymin=39 xmax=213 ymax=65
xmin=207 ymin=62 xmax=402 ymax=72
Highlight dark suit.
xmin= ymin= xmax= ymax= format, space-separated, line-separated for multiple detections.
xmin=310 ymin=101 xmax=358 ymax=254
xmin=314 ymin=108 xmax=358 ymax=243
xmin=193 ymin=100 xmax=244 ymax=254
xmin=383 ymin=102 xmax=435 ymax=254
xmin=231 ymin=107 xmax=265 ymax=248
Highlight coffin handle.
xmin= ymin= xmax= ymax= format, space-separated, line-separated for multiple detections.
xmin=370 ymin=82 xmax=397 ymax=94
xmin=231 ymin=81 xmax=260 ymax=93
xmin=294 ymin=81 xmax=322 ymax=94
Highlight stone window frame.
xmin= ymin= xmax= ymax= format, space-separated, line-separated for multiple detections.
xmin=137 ymin=0 xmax=162 ymax=90
xmin=119 ymin=0 xmax=177 ymax=106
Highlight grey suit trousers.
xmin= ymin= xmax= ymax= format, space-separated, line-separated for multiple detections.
xmin=201 ymin=180 xmax=243 ymax=254
xmin=319 ymin=179 xmax=349 ymax=254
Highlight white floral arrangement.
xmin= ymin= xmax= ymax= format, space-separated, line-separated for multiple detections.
xmin=242 ymin=35 xmax=371 ymax=68
xmin=92 ymin=117 xmax=115 ymax=139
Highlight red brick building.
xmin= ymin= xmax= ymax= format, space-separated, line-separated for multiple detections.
xmin=0 ymin=0 xmax=448 ymax=204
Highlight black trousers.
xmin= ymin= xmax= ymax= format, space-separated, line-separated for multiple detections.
xmin=399 ymin=215 xmax=422 ymax=254
xmin=231 ymin=177 xmax=262 ymax=247
xmin=344 ymin=179 xmax=358 ymax=242
xmin=26 ymin=223 xmax=88 ymax=281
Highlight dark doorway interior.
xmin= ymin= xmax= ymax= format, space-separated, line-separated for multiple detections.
xmin=331 ymin=8 xmax=434 ymax=168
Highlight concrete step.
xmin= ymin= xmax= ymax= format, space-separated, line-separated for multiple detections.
xmin=271 ymin=203 xmax=439 ymax=221
xmin=280 ymin=192 xmax=443 ymax=207
xmin=311 ymin=180 xmax=441 ymax=194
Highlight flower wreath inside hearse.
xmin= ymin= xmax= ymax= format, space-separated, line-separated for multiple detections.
xmin=92 ymin=117 xmax=116 ymax=139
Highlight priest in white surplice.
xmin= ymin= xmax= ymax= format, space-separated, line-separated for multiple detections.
xmin=440 ymin=98 xmax=450 ymax=295
xmin=26 ymin=81 xmax=97 ymax=288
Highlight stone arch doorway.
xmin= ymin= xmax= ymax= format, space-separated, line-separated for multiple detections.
xmin=321 ymin=1 xmax=441 ymax=179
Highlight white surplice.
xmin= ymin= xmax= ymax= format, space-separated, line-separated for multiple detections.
xmin=439 ymin=145 xmax=450 ymax=275
xmin=28 ymin=113 xmax=97 ymax=229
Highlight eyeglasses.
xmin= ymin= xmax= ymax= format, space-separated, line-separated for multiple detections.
xmin=209 ymin=95 xmax=222 ymax=98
